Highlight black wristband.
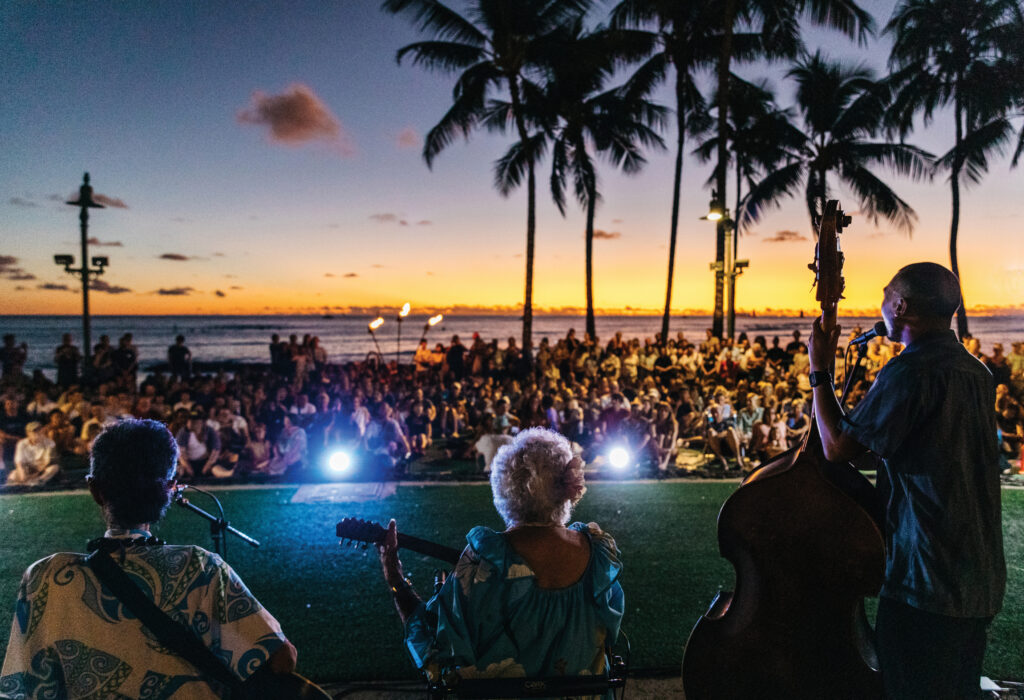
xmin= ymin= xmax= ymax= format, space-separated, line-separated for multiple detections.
xmin=808 ymin=370 xmax=832 ymax=388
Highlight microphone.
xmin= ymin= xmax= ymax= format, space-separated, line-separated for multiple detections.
xmin=849 ymin=321 xmax=888 ymax=345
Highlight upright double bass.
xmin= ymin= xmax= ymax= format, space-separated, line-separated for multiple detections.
xmin=682 ymin=201 xmax=885 ymax=699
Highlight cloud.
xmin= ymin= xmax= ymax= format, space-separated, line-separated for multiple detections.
xmin=9 ymin=197 xmax=38 ymax=208
xmin=371 ymin=264 xmax=385 ymax=268
xmin=0 ymin=256 xmax=20 ymax=273
xmin=396 ymin=127 xmax=420 ymax=150
xmin=90 ymin=279 xmax=132 ymax=294
xmin=229 ymin=285 xmax=244 ymax=290
xmin=370 ymin=213 xmax=398 ymax=224
xmin=38 ymin=282 xmax=71 ymax=291
xmin=763 ymin=229 xmax=807 ymax=243
xmin=155 ymin=286 xmax=195 ymax=296
xmin=214 ymin=289 xmax=226 ymax=297
xmin=87 ymin=237 xmax=123 ymax=247
xmin=324 ymin=273 xmax=335 ymax=278
xmin=237 ymin=83 xmax=353 ymax=155
xmin=7 ymin=272 xmax=36 ymax=281
xmin=612 ymin=218 xmax=624 ymax=224
xmin=867 ymin=231 xmax=894 ymax=239
xmin=213 ymin=252 xmax=226 ymax=257
xmin=14 ymin=286 xmax=26 ymax=291
xmin=158 ymin=253 xmax=198 ymax=261
xmin=343 ymin=272 xmax=358 ymax=278
xmin=399 ymin=219 xmax=409 ymax=226
xmin=92 ymin=193 xmax=128 ymax=208
xmin=416 ymin=220 xmax=432 ymax=226
xmin=593 ymin=230 xmax=622 ymax=240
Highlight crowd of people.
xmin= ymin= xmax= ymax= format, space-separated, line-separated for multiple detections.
xmin=1 ymin=323 xmax=1023 ymax=489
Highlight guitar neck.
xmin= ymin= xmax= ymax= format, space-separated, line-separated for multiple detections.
xmin=396 ymin=532 xmax=462 ymax=565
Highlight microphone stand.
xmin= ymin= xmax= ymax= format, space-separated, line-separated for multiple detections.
xmin=173 ymin=485 xmax=260 ymax=559
xmin=839 ymin=341 xmax=869 ymax=407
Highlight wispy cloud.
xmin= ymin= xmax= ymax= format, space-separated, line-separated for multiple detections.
xmin=416 ymin=220 xmax=432 ymax=226
xmin=155 ymin=286 xmax=196 ymax=296
xmin=158 ymin=253 xmax=201 ymax=261
xmin=343 ymin=272 xmax=358 ymax=278
xmin=370 ymin=213 xmax=398 ymax=224
xmin=9 ymin=197 xmax=38 ymax=208
xmin=764 ymin=230 xmax=807 ymax=243
xmin=87 ymin=237 xmax=123 ymax=247
xmin=237 ymin=83 xmax=354 ymax=156
xmin=93 ymin=194 xmax=128 ymax=209
xmin=38 ymin=282 xmax=71 ymax=291
xmin=229 ymin=285 xmax=244 ymax=290
xmin=0 ymin=255 xmax=36 ymax=281
xmin=611 ymin=218 xmax=624 ymax=224
xmin=214 ymin=289 xmax=226 ymax=297
xmin=90 ymin=279 xmax=132 ymax=294
xmin=592 ymin=230 xmax=622 ymax=240
xmin=396 ymin=127 xmax=420 ymax=150
xmin=324 ymin=273 xmax=335 ymax=278
xmin=7 ymin=272 xmax=36 ymax=281
xmin=213 ymin=252 xmax=226 ymax=257
xmin=371 ymin=264 xmax=385 ymax=269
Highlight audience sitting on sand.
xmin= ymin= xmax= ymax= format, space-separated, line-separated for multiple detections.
xmin=0 ymin=325 xmax=1023 ymax=489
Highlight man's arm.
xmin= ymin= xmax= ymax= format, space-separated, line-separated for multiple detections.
xmin=809 ymin=318 xmax=869 ymax=463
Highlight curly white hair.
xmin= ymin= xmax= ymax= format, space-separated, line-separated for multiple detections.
xmin=490 ymin=428 xmax=586 ymax=527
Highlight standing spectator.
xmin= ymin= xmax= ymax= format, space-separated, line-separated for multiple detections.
xmin=445 ymin=335 xmax=467 ymax=380
xmin=6 ymin=422 xmax=59 ymax=486
xmin=53 ymin=333 xmax=82 ymax=388
xmin=269 ymin=333 xmax=286 ymax=375
xmin=111 ymin=334 xmax=139 ymax=390
xmin=92 ymin=334 xmax=114 ymax=383
xmin=985 ymin=343 xmax=1012 ymax=388
xmin=0 ymin=334 xmax=28 ymax=385
xmin=167 ymin=335 xmax=192 ymax=380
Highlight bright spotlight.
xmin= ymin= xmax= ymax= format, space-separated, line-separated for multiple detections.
xmin=608 ymin=447 xmax=631 ymax=471
xmin=328 ymin=451 xmax=353 ymax=473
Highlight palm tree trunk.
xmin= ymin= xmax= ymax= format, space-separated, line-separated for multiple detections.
xmin=585 ymin=190 xmax=597 ymax=340
xmin=951 ymin=100 xmax=968 ymax=339
xmin=509 ymin=77 xmax=535 ymax=363
xmin=713 ymin=0 xmax=739 ymax=340
xmin=727 ymin=162 xmax=741 ymax=339
xmin=661 ymin=79 xmax=687 ymax=347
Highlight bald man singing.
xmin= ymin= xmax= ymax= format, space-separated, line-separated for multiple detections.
xmin=808 ymin=262 xmax=1005 ymax=700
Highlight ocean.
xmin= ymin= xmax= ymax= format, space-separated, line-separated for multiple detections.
xmin=2 ymin=313 xmax=1023 ymax=376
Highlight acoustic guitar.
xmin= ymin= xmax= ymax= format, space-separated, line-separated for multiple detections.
xmin=336 ymin=517 xmax=462 ymax=565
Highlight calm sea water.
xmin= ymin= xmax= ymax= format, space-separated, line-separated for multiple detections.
xmin=2 ymin=314 xmax=1023 ymax=375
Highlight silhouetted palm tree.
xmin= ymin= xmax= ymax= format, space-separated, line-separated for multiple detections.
xmin=493 ymin=24 xmax=666 ymax=338
xmin=742 ymin=53 xmax=933 ymax=239
xmin=885 ymin=0 xmax=1023 ymax=338
xmin=382 ymin=0 xmax=597 ymax=360
xmin=694 ymin=77 xmax=801 ymax=331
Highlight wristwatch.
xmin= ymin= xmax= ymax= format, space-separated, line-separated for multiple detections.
xmin=808 ymin=370 xmax=832 ymax=388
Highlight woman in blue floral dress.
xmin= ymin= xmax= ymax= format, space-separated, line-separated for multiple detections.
xmin=379 ymin=428 xmax=623 ymax=683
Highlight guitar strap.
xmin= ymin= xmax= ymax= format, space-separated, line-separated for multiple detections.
xmin=86 ymin=548 xmax=246 ymax=698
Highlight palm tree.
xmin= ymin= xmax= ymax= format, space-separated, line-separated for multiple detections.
xmin=381 ymin=0 xmax=597 ymax=361
xmin=694 ymin=76 xmax=802 ymax=333
xmin=710 ymin=0 xmax=873 ymax=336
xmin=494 ymin=24 xmax=666 ymax=338
xmin=742 ymin=53 xmax=933 ymax=240
xmin=885 ymin=0 xmax=1023 ymax=338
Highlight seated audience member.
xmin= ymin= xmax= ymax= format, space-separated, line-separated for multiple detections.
xmin=0 ymin=419 xmax=297 ymax=696
xmin=406 ymin=401 xmax=432 ymax=457
xmin=379 ymin=428 xmax=623 ymax=682
xmin=26 ymin=391 xmax=57 ymax=420
xmin=652 ymin=401 xmax=679 ymax=473
xmin=362 ymin=403 xmax=409 ymax=473
xmin=268 ymin=414 xmax=307 ymax=477
xmin=245 ymin=423 xmax=274 ymax=476
xmin=175 ymin=412 xmax=221 ymax=480
xmin=748 ymin=404 xmax=789 ymax=464
xmin=705 ymin=404 xmax=747 ymax=472
xmin=6 ymin=422 xmax=60 ymax=486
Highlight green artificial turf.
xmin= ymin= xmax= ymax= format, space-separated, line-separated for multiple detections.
xmin=1 ymin=483 xmax=1021 ymax=683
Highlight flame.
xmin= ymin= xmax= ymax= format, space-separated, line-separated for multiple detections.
xmin=369 ymin=317 xmax=384 ymax=331
xmin=428 ymin=314 xmax=443 ymax=326
xmin=399 ymin=302 xmax=411 ymax=318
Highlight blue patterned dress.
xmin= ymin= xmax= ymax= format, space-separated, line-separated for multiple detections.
xmin=0 ymin=532 xmax=287 ymax=699
xmin=405 ymin=522 xmax=623 ymax=683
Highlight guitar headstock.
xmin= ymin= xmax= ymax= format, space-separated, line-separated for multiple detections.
xmin=808 ymin=200 xmax=850 ymax=326
xmin=336 ymin=517 xmax=385 ymax=547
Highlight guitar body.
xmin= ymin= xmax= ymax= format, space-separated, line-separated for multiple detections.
xmin=682 ymin=201 xmax=885 ymax=699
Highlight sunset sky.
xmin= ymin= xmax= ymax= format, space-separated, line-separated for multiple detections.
xmin=2 ymin=0 xmax=1022 ymax=317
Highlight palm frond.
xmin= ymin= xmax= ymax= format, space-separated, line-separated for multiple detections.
xmin=933 ymin=117 xmax=1014 ymax=185
xmin=493 ymin=132 xmax=549 ymax=197
xmin=851 ymin=141 xmax=934 ymax=180
xmin=740 ymin=161 xmax=806 ymax=228
xmin=396 ymin=40 xmax=486 ymax=71
xmin=800 ymin=0 xmax=875 ymax=45
xmin=839 ymin=161 xmax=917 ymax=235
xmin=382 ymin=0 xmax=486 ymax=46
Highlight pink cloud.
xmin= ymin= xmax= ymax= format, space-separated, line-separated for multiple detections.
xmin=764 ymin=230 xmax=807 ymax=243
xmin=237 ymin=83 xmax=354 ymax=155
xmin=396 ymin=127 xmax=420 ymax=150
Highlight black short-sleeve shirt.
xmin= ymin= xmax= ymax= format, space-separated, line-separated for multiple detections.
xmin=840 ymin=330 xmax=1005 ymax=618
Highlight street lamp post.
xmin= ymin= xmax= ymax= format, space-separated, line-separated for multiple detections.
xmin=56 ymin=172 xmax=108 ymax=375
xmin=703 ymin=193 xmax=748 ymax=341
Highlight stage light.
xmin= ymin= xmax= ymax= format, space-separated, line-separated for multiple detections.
xmin=608 ymin=447 xmax=631 ymax=471
xmin=328 ymin=451 xmax=353 ymax=473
